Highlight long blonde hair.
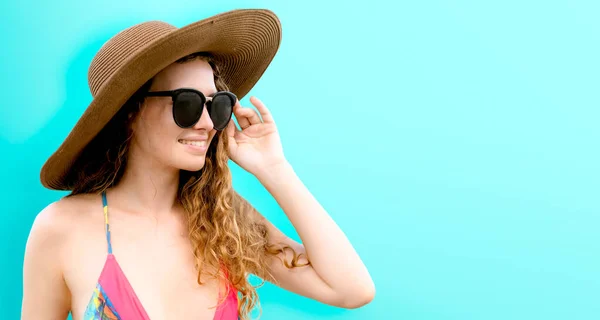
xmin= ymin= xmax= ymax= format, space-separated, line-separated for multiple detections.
xmin=65 ymin=52 xmax=308 ymax=319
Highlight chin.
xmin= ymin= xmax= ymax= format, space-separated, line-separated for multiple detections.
xmin=178 ymin=158 xmax=206 ymax=172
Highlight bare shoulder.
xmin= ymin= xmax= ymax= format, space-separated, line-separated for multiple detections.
xmin=31 ymin=193 xmax=99 ymax=230
xmin=27 ymin=193 xmax=102 ymax=253
xmin=22 ymin=193 xmax=102 ymax=319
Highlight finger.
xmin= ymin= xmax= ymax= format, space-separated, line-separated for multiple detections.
xmin=245 ymin=107 xmax=262 ymax=125
xmin=226 ymin=121 xmax=238 ymax=158
xmin=226 ymin=117 xmax=237 ymax=138
xmin=250 ymin=96 xmax=274 ymax=123
xmin=233 ymin=100 xmax=250 ymax=129
xmin=235 ymin=106 xmax=262 ymax=126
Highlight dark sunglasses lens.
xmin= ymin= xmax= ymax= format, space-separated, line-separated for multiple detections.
xmin=173 ymin=91 xmax=204 ymax=127
xmin=209 ymin=94 xmax=234 ymax=130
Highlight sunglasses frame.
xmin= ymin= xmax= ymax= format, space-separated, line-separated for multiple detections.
xmin=144 ymin=88 xmax=237 ymax=130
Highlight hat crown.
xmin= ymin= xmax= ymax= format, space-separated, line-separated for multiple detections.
xmin=88 ymin=21 xmax=177 ymax=97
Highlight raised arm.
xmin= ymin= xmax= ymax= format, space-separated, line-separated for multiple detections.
xmin=253 ymin=162 xmax=375 ymax=309
xmin=227 ymin=96 xmax=375 ymax=308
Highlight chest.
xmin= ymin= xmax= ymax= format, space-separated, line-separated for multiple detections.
xmin=63 ymin=215 xmax=225 ymax=320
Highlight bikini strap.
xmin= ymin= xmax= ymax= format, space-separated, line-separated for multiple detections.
xmin=101 ymin=191 xmax=113 ymax=254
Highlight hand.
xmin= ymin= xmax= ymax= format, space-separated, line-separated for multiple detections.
xmin=226 ymin=96 xmax=287 ymax=177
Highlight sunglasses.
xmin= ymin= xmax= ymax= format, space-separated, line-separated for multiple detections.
xmin=144 ymin=88 xmax=237 ymax=130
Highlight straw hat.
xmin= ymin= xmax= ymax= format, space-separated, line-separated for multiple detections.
xmin=40 ymin=9 xmax=282 ymax=190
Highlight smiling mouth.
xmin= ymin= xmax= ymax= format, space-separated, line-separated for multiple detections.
xmin=178 ymin=139 xmax=207 ymax=148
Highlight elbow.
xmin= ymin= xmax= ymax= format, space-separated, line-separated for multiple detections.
xmin=338 ymin=281 xmax=376 ymax=309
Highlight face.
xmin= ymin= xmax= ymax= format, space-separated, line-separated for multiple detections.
xmin=129 ymin=58 xmax=219 ymax=172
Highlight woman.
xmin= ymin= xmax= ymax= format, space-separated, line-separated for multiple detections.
xmin=22 ymin=9 xmax=374 ymax=320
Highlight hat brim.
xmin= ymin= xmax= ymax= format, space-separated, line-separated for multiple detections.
xmin=40 ymin=9 xmax=282 ymax=190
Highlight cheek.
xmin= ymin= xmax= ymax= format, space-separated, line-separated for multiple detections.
xmin=136 ymin=105 xmax=180 ymax=148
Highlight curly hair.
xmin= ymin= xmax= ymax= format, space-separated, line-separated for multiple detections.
xmin=65 ymin=52 xmax=308 ymax=319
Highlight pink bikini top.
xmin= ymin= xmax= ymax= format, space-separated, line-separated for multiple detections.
xmin=83 ymin=191 xmax=239 ymax=319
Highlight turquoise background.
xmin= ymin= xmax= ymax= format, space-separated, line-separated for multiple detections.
xmin=1 ymin=0 xmax=599 ymax=319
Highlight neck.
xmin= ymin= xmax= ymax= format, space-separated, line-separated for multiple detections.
xmin=109 ymin=146 xmax=181 ymax=216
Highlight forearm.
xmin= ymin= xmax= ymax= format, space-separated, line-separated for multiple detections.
xmin=256 ymin=162 xmax=374 ymax=295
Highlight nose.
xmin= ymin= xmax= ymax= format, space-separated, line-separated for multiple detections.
xmin=192 ymin=103 xmax=214 ymax=131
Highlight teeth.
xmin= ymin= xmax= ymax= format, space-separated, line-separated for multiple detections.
xmin=179 ymin=139 xmax=206 ymax=147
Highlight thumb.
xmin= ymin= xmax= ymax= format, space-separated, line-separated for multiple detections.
xmin=226 ymin=119 xmax=236 ymax=138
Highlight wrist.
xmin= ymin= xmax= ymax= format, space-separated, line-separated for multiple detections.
xmin=254 ymin=160 xmax=294 ymax=183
